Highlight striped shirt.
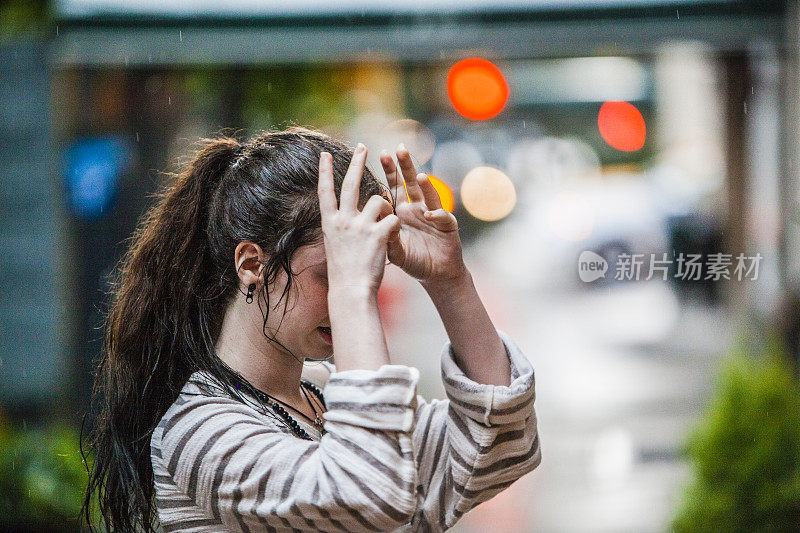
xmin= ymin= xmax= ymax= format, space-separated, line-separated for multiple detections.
xmin=150 ymin=328 xmax=541 ymax=532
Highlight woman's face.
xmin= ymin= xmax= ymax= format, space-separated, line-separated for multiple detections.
xmin=261 ymin=240 xmax=331 ymax=361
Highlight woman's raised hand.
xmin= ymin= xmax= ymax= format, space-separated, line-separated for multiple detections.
xmin=318 ymin=144 xmax=401 ymax=296
xmin=379 ymin=144 xmax=467 ymax=286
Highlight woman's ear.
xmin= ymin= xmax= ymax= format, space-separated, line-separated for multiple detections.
xmin=235 ymin=242 xmax=266 ymax=289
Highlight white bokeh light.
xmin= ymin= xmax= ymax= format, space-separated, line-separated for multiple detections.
xmin=460 ymin=166 xmax=517 ymax=222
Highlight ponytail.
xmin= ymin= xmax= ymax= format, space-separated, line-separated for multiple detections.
xmin=82 ymin=137 xmax=240 ymax=533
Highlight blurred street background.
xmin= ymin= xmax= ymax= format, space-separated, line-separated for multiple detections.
xmin=2 ymin=0 xmax=800 ymax=531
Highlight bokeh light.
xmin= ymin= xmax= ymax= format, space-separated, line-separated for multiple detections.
xmin=426 ymin=174 xmax=455 ymax=213
xmin=460 ymin=166 xmax=516 ymax=221
xmin=597 ymin=101 xmax=646 ymax=151
xmin=378 ymin=118 xmax=436 ymax=165
xmin=507 ymin=136 xmax=602 ymax=192
xmin=447 ymin=58 xmax=509 ymax=120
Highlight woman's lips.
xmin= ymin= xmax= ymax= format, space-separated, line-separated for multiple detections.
xmin=317 ymin=327 xmax=332 ymax=344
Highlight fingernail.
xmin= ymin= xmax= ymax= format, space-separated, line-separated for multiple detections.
xmin=380 ymin=149 xmax=389 ymax=157
xmin=398 ymin=143 xmax=406 ymax=152
xmin=356 ymin=143 xmax=365 ymax=152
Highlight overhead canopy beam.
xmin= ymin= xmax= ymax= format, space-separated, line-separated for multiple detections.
xmin=52 ymin=2 xmax=782 ymax=67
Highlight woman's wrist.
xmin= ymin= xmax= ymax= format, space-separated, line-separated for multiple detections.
xmin=328 ymin=284 xmax=378 ymax=302
xmin=328 ymin=285 xmax=390 ymax=372
xmin=419 ymin=267 xmax=473 ymax=300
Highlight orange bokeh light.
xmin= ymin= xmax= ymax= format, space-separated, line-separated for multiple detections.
xmin=388 ymin=174 xmax=455 ymax=213
xmin=447 ymin=58 xmax=509 ymax=121
xmin=597 ymin=101 xmax=646 ymax=151
xmin=426 ymin=174 xmax=455 ymax=213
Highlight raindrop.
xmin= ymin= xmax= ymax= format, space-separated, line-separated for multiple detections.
xmin=523 ymin=120 xmax=526 ymax=129
xmin=676 ymin=9 xmax=679 ymax=19
xmin=751 ymin=86 xmax=754 ymax=94
xmin=179 ymin=30 xmax=182 ymax=42
xmin=136 ymin=132 xmax=139 ymax=142
xmin=744 ymin=102 xmax=747 ymax=115
xmin=168 ymin=96 xmax=172 ymax=105
xmin=56 ymin=25 xmax=59 ymax=36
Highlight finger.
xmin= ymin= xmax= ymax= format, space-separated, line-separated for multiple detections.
xmin=380 ymin=149 xmax=409 ymax=207
xmin=340 ymin=143 xmax=368 ymax=213
xmin=385 ymin=222 xmax=405 ymax=267
xmin=386 ymin=220 xmax=402 ymax=250
xmin=375 ymin=213 xmax=401 ymax=242
xmin=396 ymin=143 xmax=425 ymax=203
xmin=423 ymin=208 xmax=459 ymax=230
xmin=361 ymin=194 xmax=394 ymax=222
xmin=415 ymin=173 xmax=443 ymax=211
xmin=318 ymin=152 xmax=337 ymax=220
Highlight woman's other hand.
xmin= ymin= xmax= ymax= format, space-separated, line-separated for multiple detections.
xmin=380 ymin=144 xmax=468 ymax=286
xmin=318 ymin=144 xmax=400 ymax=297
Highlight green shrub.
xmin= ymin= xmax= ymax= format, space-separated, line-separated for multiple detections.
xmin=0 ymin=420 xmax=98 ymax=531
xmin=672 ymin=334 xmax=800 ymax=532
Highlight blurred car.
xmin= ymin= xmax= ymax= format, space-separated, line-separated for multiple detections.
xmin=478 ymin=170 xmax=674 ymax=292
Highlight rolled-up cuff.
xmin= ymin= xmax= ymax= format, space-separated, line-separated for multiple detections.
xmin=322 ymin=364 xmax=420 ymax=432
xmin=441 ymin=329 xmax=536 ymax=427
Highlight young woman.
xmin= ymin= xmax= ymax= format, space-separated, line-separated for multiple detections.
xmin=82 ymin=126 xmax=541 ymax=532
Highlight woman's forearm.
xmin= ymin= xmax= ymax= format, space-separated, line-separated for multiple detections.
xmin=421 ymin=270 xmax=511 ymax=387
xmin=328 ymin=287 xmax=391 ymax=372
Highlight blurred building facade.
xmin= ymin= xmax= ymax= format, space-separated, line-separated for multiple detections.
xmin=15 ymin=0 xmax=783 ymax=409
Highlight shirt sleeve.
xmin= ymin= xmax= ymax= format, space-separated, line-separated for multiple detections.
xmin=151 ymin=364 xmax=420 ymax=532
xmin=410 ymin=328 xmax=542 ymax=531
xmin=300 ymin=359 xmax=335 ymax=389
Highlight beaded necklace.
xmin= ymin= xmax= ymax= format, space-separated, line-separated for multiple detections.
xmin=250 ymin=380 xmax=327 ymax=441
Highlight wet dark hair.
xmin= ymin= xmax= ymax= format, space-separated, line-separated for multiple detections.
xmin=80 ymin=125 xmax=393 ymax=532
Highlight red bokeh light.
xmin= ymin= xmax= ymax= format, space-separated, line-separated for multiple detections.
xmin=447 ymin=58 xmax=509 ymax=121
xmin=597 ymin=101 xmax=646 ymax=151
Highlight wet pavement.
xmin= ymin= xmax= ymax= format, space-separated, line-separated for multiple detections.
xmin=382 ymin=248 xmax=735 ymax=533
